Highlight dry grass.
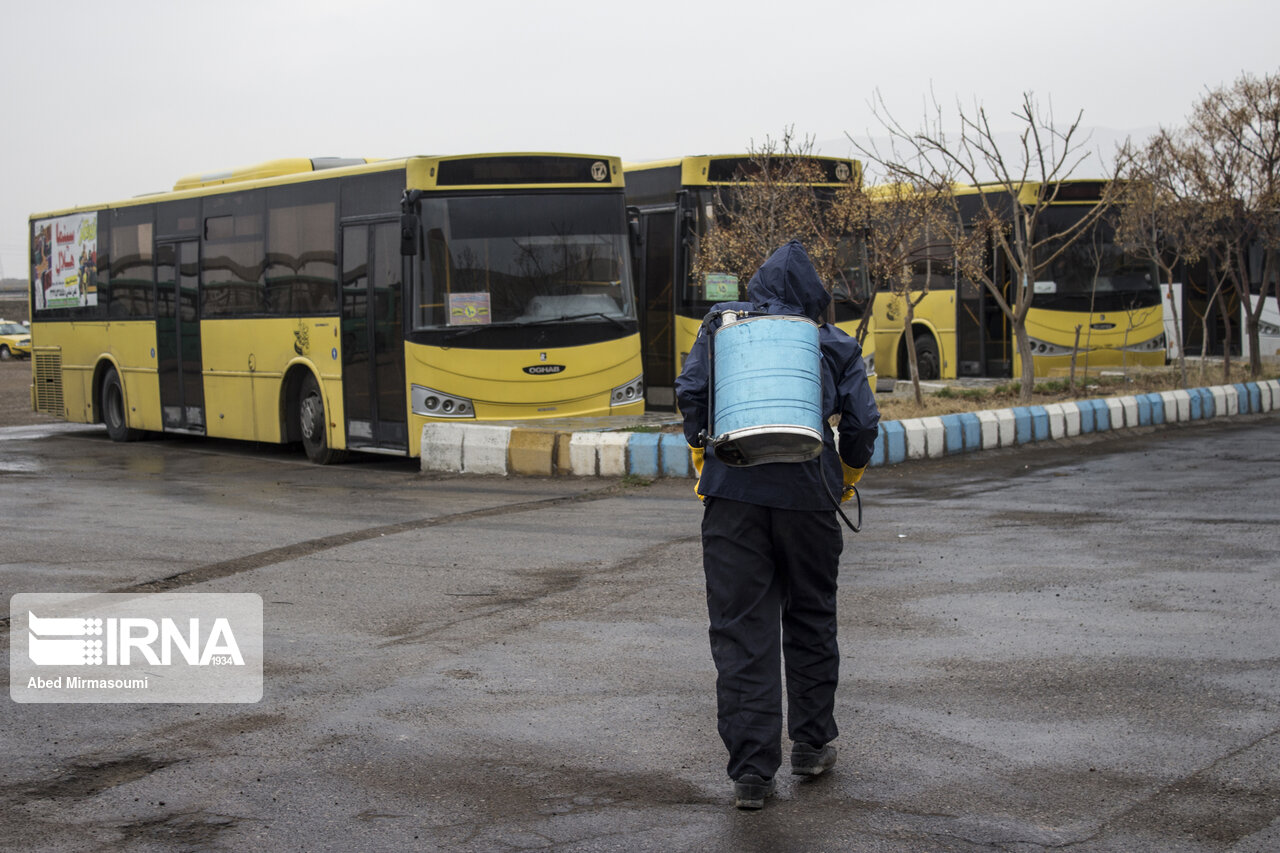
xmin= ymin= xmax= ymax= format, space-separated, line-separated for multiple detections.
xmin=877 ymin=363 xmax=1280 ymax=422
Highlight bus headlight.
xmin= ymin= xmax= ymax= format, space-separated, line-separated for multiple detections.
xmin=611 ymin=376 xmax=644 ymax=407
xmin=1026 ymin=336 xmax=1076 ymax=357
xmin=412 ymin=384 xmax=475 ymax=419
xmin=1122 ymin=333 xmax=1166 ymax=353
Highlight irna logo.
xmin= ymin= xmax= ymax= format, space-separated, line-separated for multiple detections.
xmin=11 ymin=593 xmax=263 ymax=704
xmin=27 ymin=612 xmax=245 ymax=667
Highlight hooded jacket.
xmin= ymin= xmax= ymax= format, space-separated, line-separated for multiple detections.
xmin=674 ymin=240 xmax=880 ymax=511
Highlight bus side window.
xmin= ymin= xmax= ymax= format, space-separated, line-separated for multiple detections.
xmin=266 ymin=187 xmax=337 ymax=316
xmin=201 ymin=193 xmax=266 ymax=317
xmin=109 ymin=217 xmax=154 ymax=318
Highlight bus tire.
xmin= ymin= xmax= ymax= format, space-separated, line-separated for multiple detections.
xmin=101 ymin=367 xmax=143 ymax=442
xmin=298 ymin=372 xmax=346 ymax=465
xmin=914 ymin=335 xmax=940 ymax=381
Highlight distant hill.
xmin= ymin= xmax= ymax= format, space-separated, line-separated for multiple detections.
xmin=0 ymin=278 xmax=26 ymax=295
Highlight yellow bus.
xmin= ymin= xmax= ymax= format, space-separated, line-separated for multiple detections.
xmin=28 ymin=153 xmax=644 ymax=463
xmin=623 ymin=155 xmax=876 ymax=408
xmin=873 ymin=180 xmax=1165 ymax=380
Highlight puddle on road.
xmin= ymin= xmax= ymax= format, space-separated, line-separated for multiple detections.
xmin=0 ymin=423 xmax=102 ymax=443
xmin=0 ymin=455 xmax=41 ymax=473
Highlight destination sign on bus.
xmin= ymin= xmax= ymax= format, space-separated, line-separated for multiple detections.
xmin=705 ymin=157 xmax=856 ymax=185
xmin=436 ymin=156 xmax=613 ymax=186
xmin=1042 ymin=182 xmax=1108 ymax=203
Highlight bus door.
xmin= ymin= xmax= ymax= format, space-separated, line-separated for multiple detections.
xmin=155 ymin=240 xmax=206 ymax=432
xmin=956 ymin=276 xmax=986 ymax=376
xmin=636 ymin=209 xmax=676 ymax=408
xmin=340 ymin=221 xmax=407 ymax=452
xmin=956 ymin=240 xmax=1013 ymax=377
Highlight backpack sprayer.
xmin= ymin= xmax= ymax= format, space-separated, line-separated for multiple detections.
xmin=698 ymin=309 xmax=862 ymax=532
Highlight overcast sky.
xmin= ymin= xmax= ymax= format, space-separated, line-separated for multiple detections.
xmin=2 ymin=0 xmax=1277 ymax=281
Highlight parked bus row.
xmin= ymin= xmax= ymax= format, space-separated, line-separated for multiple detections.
xmin=27 ymin=155 xmax=1187 ymax=463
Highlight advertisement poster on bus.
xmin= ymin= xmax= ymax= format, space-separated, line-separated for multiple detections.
xmin=31 ymin=212 xmax=98 ymax=310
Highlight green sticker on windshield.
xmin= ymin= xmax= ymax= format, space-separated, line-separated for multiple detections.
xmin=704 ymin=273 xmax=739 ymax=302
xmin=449 ymin=293 xmax=491 ymax=325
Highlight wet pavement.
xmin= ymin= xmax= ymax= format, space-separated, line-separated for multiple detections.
xmin=1 ymin=416 xmax=1278 ymax=851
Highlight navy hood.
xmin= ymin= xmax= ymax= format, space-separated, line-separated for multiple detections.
xmin=746 ymin=239 xmax=830 ymax=322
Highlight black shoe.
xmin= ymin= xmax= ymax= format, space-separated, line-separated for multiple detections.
xmin=791 ymin=742 xmax=837 ymax=776
xmin=732 ymin=774 xmax=776 ymax=810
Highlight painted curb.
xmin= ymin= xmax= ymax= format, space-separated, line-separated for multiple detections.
xmin=420 ymin=381 xmax=1278 ymax=477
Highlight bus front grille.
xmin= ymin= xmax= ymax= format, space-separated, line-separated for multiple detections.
xmin=33 ymin=349 xmax=64 ymax=416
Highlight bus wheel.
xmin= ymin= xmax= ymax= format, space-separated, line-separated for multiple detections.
xmin=298 ymin=373 xmax=346 ymax=465
xmin=914 ymin=336 xmax=940 ymax=381
xmin=101 ymin=368 xmax=142 ymax=442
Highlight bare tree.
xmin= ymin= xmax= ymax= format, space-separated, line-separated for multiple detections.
xmin=691 ymin=128 xmax=869 ymax=339
xmin=1115 ymin=130 xmax=1219 ymax=388
xmin=1177 ymin=71 xmax=1280 ymax=378
xmin=854 ymin=91 xmax=1125 ymax=402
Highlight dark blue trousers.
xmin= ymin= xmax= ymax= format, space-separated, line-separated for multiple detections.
xmin=700 ymin=497 xmax=843 ymax=781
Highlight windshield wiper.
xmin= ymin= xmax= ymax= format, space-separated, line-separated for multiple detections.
xmin=441 ymin=320 xmax=528 ymax=343
xmin=441 ymin=313 xmax=629 ymax=342
xmin=519 ymin=312 xmax=629 ymax=330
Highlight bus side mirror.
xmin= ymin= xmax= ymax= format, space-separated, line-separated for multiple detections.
xmin=400 ymin=214 xmax=420 ymax=256
xmin=679 ymin=205 xmax=699 ymax=250
xmin=626 ymin=206 xmax=643 ymax=250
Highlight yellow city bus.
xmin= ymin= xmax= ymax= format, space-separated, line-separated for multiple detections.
xmin=623 ymin=155 xmax=876 ymax=408
xmin=872 ymin=180 xmax=1165 ymax=380
xmin=28 ymin=153 xmax=644 ymax=463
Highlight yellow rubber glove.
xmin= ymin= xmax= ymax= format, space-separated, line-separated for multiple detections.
xmin=841 ymin=464 xmax=865 ymax=503
xmin=689 ymin=445 xmax=706 ymax=501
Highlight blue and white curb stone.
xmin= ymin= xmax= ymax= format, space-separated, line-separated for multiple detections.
xmin=419 ymin=380 xmax=1280 ymax=477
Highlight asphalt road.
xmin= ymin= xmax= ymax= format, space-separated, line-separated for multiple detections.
xmin=1 ymin=417 xmax=1278 ymax=852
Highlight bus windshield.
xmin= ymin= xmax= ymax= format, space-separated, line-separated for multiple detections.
xmin=1034 ymin=210 xmax=1160 ymax=311
xmin=413 ymin=193 xmax=636 ymax=345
